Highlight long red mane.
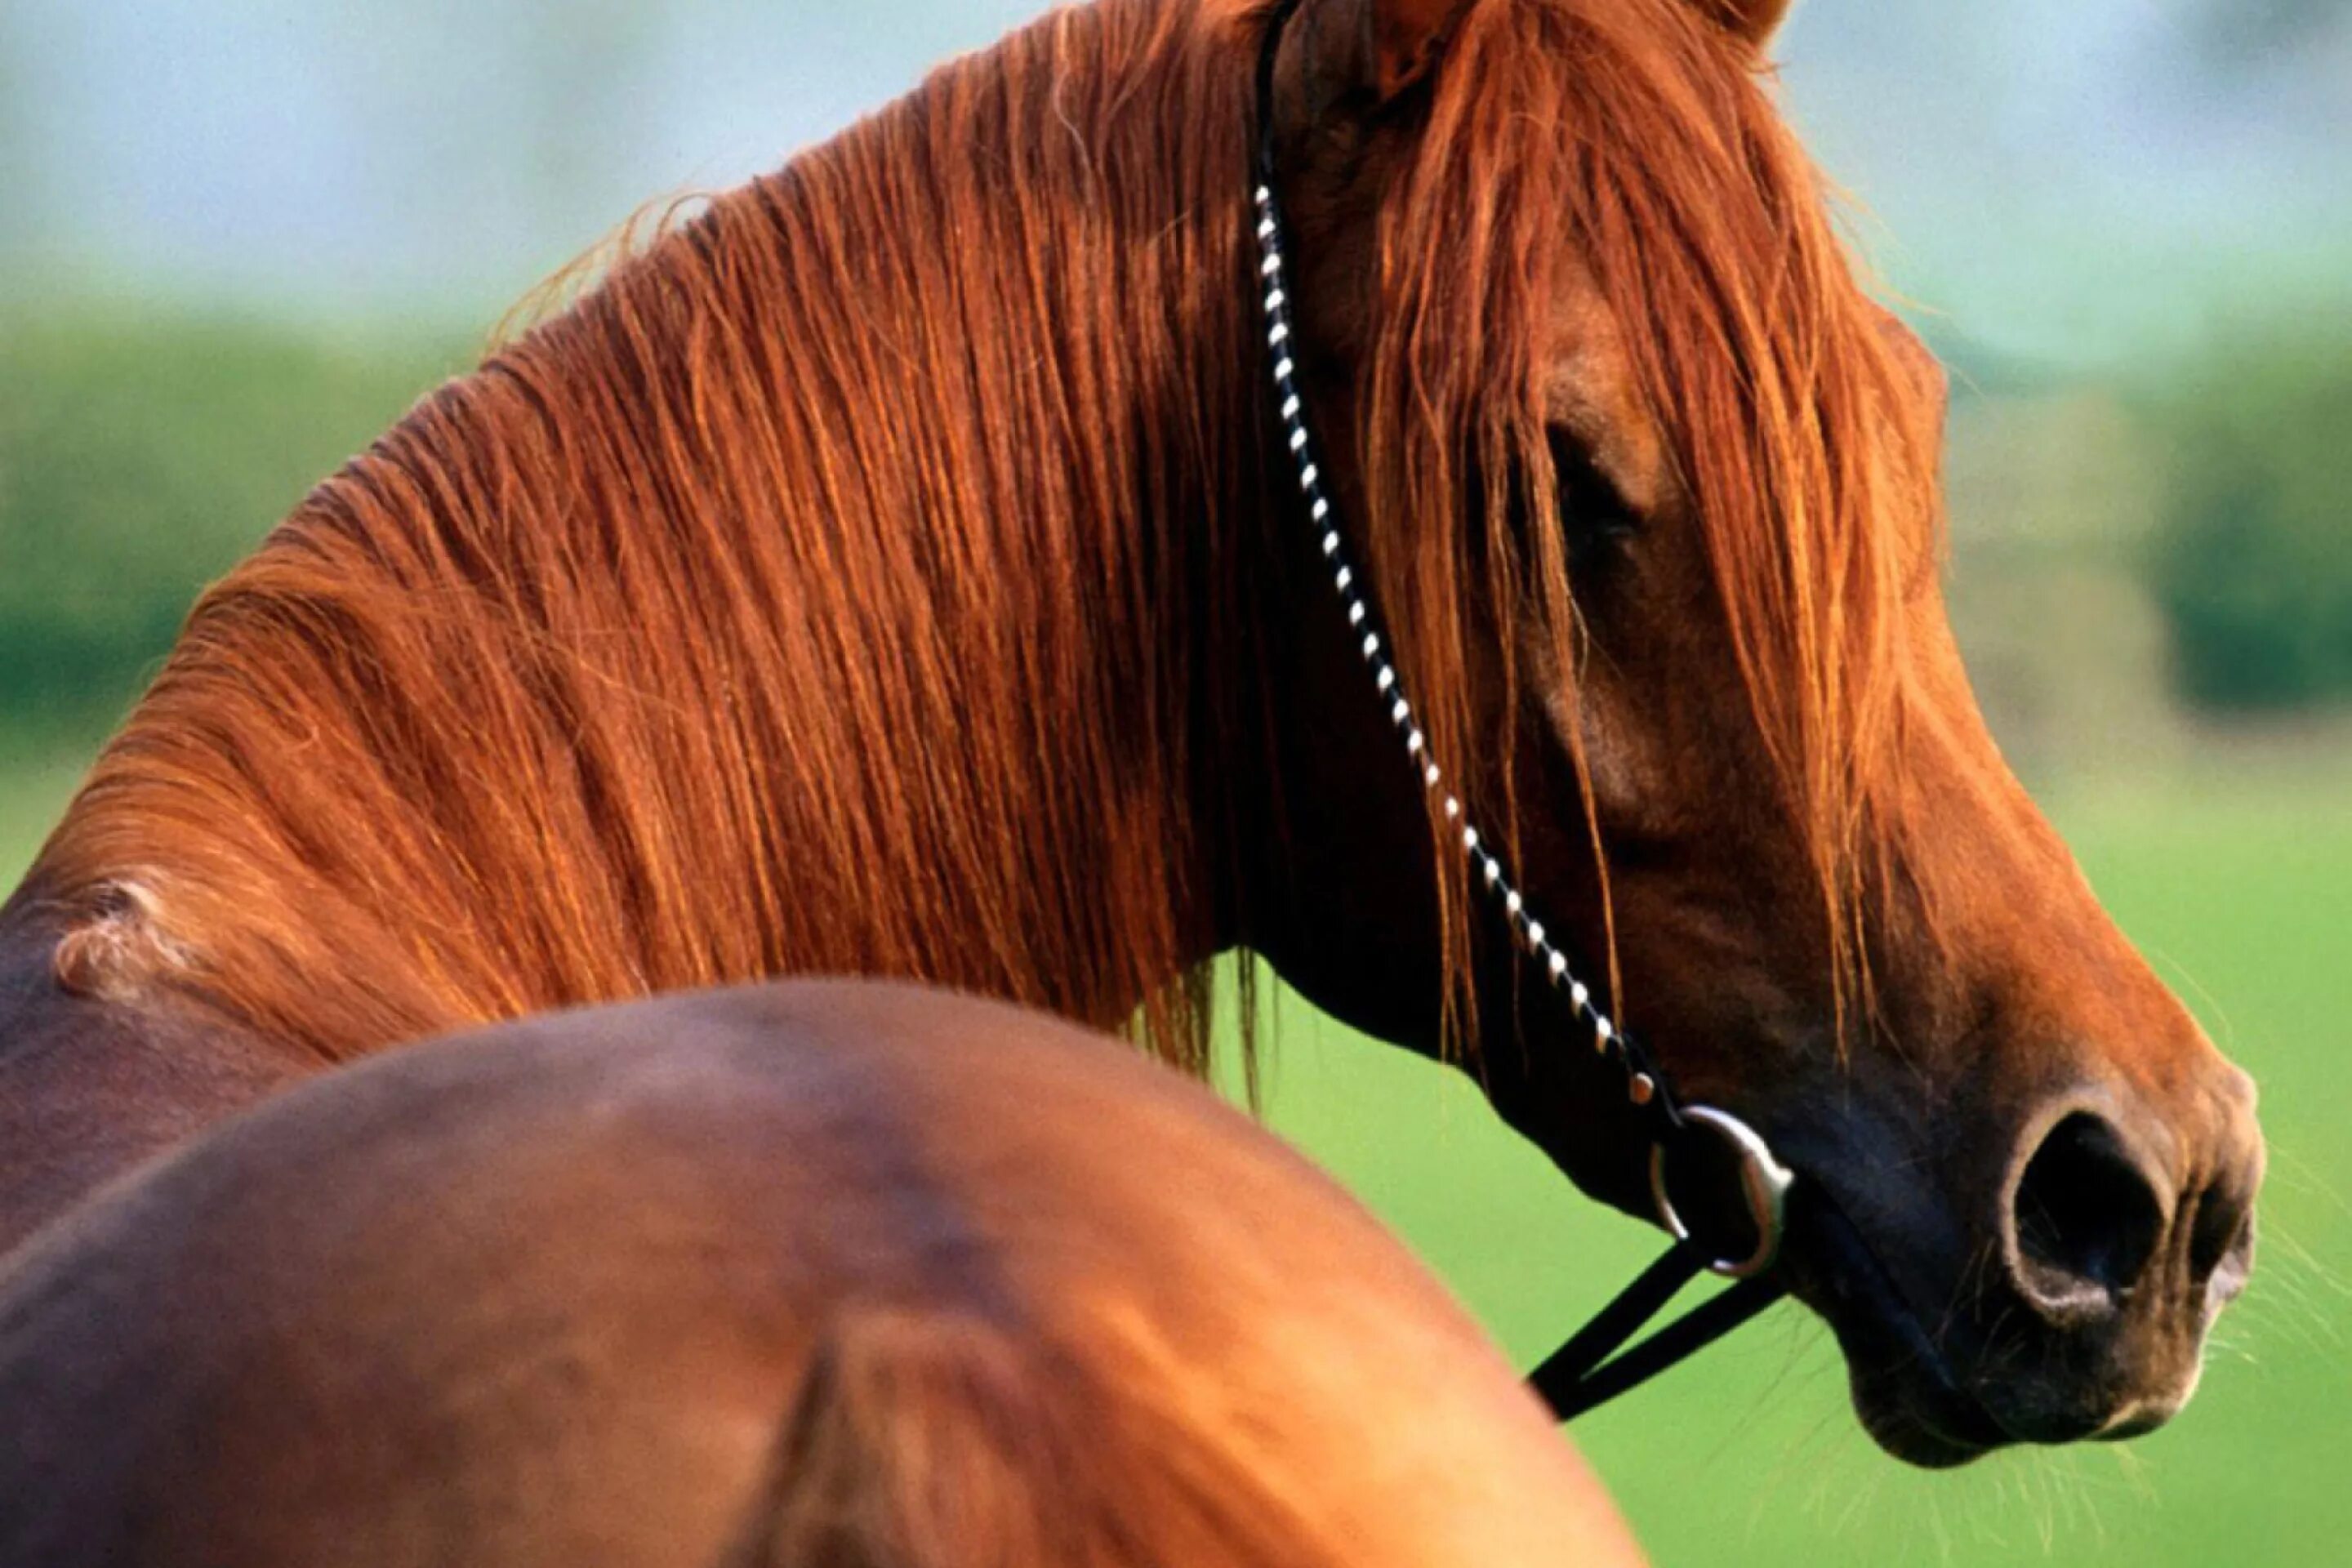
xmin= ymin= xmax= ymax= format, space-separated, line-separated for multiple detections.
xmin=33 ymin=2 xmax=1272 ymax=1066
xmin=27 ymin=0 xmax=1937 ymax=1064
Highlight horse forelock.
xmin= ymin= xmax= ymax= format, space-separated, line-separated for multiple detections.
xmin=1358 ymin=0 xmax=1946 ymax=1042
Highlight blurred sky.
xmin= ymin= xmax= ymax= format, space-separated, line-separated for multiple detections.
xmin=2 ymin=0 xmax=2348 ymax=363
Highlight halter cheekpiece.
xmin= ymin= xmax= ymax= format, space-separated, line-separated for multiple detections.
xmin=1250 ymin=0 xmax=1795 ymax=1422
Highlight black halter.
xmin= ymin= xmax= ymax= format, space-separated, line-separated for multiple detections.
xmin=1250 ymin=0 xmax=1793 ymax=1423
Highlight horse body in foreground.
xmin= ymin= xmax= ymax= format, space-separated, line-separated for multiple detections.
xmin=3 ymin=0 xmax=2261 ymax=1490
xmin=0 ymin=982 xmax=1641 ymax=1566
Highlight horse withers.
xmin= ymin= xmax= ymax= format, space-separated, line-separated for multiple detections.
xmin=0 ymin=982 xmax=1640 ymax=1568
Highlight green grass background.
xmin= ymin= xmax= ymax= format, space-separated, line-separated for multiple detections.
xmin=3 ymin=748 xmax=2345 ymax=1565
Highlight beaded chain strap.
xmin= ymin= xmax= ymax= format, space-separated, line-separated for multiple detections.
xmin=1249 ymin=0 xmax=1793 ymax=1421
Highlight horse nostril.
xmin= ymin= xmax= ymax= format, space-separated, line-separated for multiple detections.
xmin=2189 ymin=1180 xmax=2255 ymax=1290
xmin=2191 ymin=1082 xmax=2265 ymax=1303
xmin=2007 ymin=1111 xmax=2167 ymax=1316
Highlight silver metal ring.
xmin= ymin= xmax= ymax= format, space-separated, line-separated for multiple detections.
xmin=1648 ymin=1106 xmax=1796 ymax=1280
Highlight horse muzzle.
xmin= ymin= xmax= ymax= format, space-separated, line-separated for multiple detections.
xmin=1775 ymin=1062 xmax=2265 ymax=1468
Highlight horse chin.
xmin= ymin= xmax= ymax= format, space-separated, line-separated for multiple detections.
xmin=1847 ymin=1379 xmax=1998 ymax=1471
xmin=1780 ymin=1187 xmax=2011 ymax=1469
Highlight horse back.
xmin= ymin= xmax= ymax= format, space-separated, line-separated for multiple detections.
xmin=0 ymin=980 xmax=1639 ymax=1567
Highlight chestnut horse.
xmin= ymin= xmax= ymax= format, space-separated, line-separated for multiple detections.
xmin=0 ymin=982 xmax=1643 ymax=1566
xmin=2 ymin=0 xmax=2261 ymax=1483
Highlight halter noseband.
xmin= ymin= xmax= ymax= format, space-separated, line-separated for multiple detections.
xmin=1250 ymin=0 xmax=1795 ymax=1422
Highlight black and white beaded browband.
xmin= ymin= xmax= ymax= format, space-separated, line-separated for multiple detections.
xmin=1250 ymin=0 xmax=1794 ymax=1422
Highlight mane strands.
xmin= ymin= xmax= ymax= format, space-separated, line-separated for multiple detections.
xmin=33 ymin=0 xmax=1276 ymax=1067
xmin=31 ymin=0 xmax=1940 ymax=1073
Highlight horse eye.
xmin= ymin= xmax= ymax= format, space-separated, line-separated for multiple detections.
xmin=1545 ymin=428 xmax=1640 ymax=564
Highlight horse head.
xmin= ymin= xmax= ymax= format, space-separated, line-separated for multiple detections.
xmin=1244 ymin=0 xmax=2264 ymax=1466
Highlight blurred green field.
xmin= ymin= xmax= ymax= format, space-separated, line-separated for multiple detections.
xmin=2 ymin=746 xmax=2345 ymax=1565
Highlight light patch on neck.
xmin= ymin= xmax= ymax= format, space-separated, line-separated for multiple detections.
xmin=51 ymin=876 xmax=194 ymax=1004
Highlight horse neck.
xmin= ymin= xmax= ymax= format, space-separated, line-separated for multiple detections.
xmin=25 ymin=1 xmax=1279 ymax=1067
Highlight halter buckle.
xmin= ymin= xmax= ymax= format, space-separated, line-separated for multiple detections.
xmin=1649 ymin=1106 xmax=1794 ymax=1280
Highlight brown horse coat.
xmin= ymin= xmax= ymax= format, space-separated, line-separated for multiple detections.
xmin=0 ymin=982 xmax=1640 ymax=1566
xmin=0 ymin=0 xmax=2262 ymax=1486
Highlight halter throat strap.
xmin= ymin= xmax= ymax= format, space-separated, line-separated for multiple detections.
xmin=1249 ymin=0 xmax=1795 ymax=1423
